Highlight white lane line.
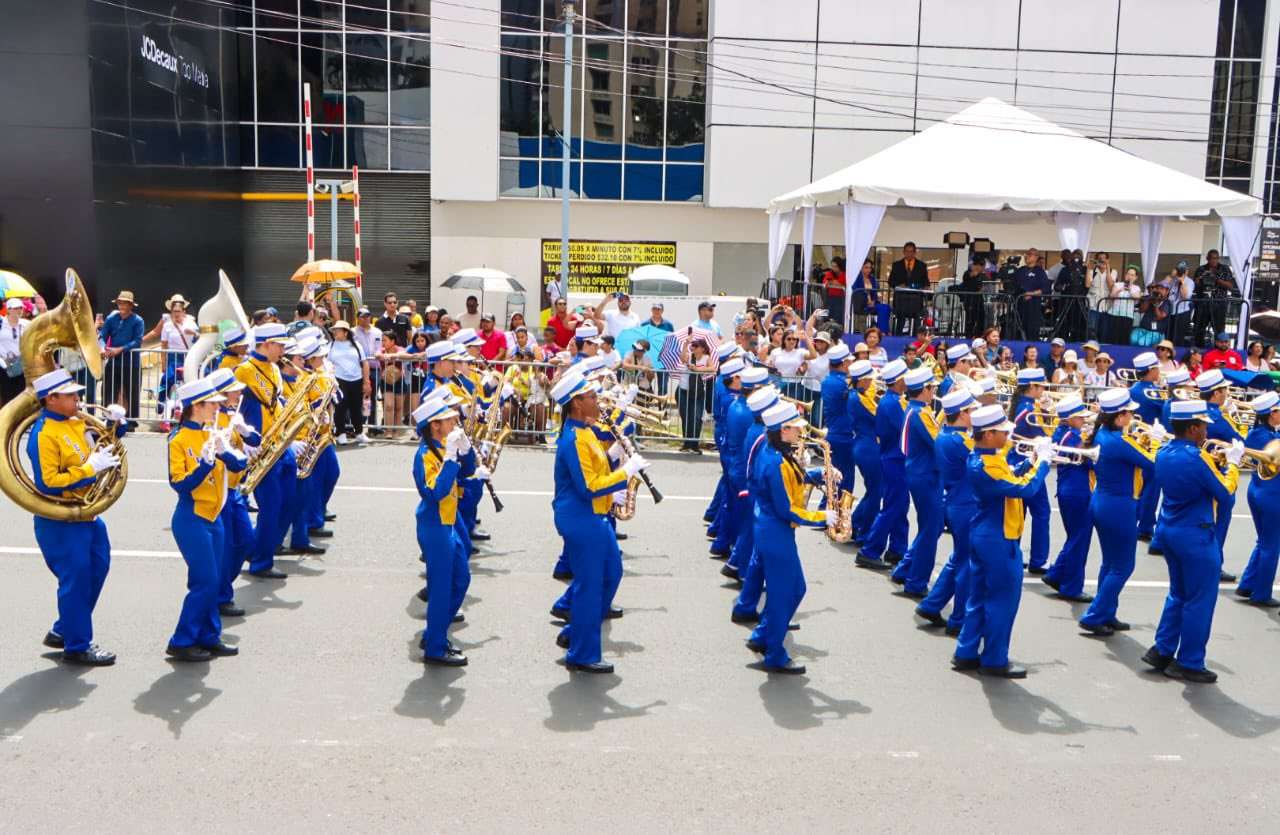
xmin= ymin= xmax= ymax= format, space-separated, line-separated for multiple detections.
xmin=0 ymin=546 xmax=180 ymax=559
xmin=125 ymin=478 xmax=709 ymax=501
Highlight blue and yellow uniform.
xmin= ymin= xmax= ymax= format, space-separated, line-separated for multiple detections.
xmin=1205 ymin=401 xmax=1244 ymax=571
xmin=1150 ymin=438 xmax=1238 ymax=672
xmin=710 ymin=387 xmax=748 ymax=557
xmin=216 ymin=407 xmax=259 ymax=609
xmin=1080 ymin=425 xmax=1155 ymax=630
xmin=303 ymin=375 xmax=341 ymax=534
xmin=1131 ymin=381 xmax=1164 ymax=540
xmin=954 ymin=447 xmax=1050 ymax=670
xmin=892 ymin=397 xmax=943 ymax=594
xmin=746 ymin=441 xmax=826 ymax=669
xmin=723 ymin=390 xmax=758 ymax=572
xmin=216 ymin=349 xmax=244 ymax=371
xmin=705 ymin=374 xmax=734 ymax=532
xmin=554 ymin=418 xmax=629 ymax=666
xmin=732 ymin=397 xmax=778 ymax=620
xmin=280 ymin=367 xmax=309 ymax=552
xmin=821 ymin=367 xmax=855 ymax=497
xmin=453 ymin=372 xmax=486 ymax=545
xmin=235 ymin=351 xmax=293 ymax=573
xmin=1236 ymin=422 xmax=1280 ymax=603
xmin=1010 ymin=394 xmax=1052 ymax=571
xmin=413 ymin=438 xmax=467 ymax=659
xmin=917 ymin=425 xmax=976 ymax=630
xmin=847 ymin=382 xmax=881 ymax=538
xmin=1042 ymin=423 xmax=1093 ymax=598
xmin=167 ymin=421 xmax=246 ymax=649
xmin=860 ymin=391 xmax=909 ymax=560
xmin=27 ymin=410 xmax=126 ymax=654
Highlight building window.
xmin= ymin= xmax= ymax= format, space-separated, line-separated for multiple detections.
xmin=499 ymin=0 xmax=707 ymax=201
xmin=1205 ymin=0 xmax=1264 ymax=195
xmin=1264 ymin=13 xmax=1280 ymax=215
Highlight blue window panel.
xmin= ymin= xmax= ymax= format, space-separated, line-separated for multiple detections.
xmin=239 ymin=124 xmax=256 ymax=167
xmin=664 ymin=164 xmax=704 ymax=202
xmin=258 ymin=125 xmax=301 ymax=168
xmin=624 ymin=163 xmax=662 ymax=201
xmin=666 ymin=142 xmax=705 ymax=163
xmin=541 ymin=159 xmax=582 ymax=197
xmin=582 ymin=163 xmax=621 ymax=199
xmin=625 ymin=142 xmax=663 ymax=162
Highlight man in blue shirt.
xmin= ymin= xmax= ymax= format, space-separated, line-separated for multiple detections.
xmin=99 ymin=290 xmax=145 ymax=424
xmin=1014 ymin=249 xmax=1050 ymax=341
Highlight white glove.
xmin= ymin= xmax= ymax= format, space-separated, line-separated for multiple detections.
xmin=456 ymin=429 xmax=473 ymax=454
xmin=620 ymin=384 xmax=639 ymax=407
xmin=607 ymin=441 xmax=625 ymax=463
xmin=1148 ymin=420 xmax=1170 ymax=443
xmin=442 ymin=441 xmax=458 ymax=462
xmin=622 ymin=454 xmax=650 ymax=478
xmin=87 ymin=449 xmax=120 ymax=473
xmin=290 ymin=440 xmax=308 ymax=458
xmin=199 ymin=440 xmax=217 ymax=466
xmin=1032 ymin=446 xmax=1054 ymax=469
xmin=1225 ymin=439 xmax=1246 ymax=467
xmin=501 ymin=383 xmax=515 ymax=399
xmin=445 ymin=427 xmax=467 ymax=458
xmin=1031 ymin=436 xmax=1054 ymax=458
xmin=243 ymin=444 xmax=259 ymax=458
xmin=612 ymin=488 xmax=627 ymax=506
xmin=472 ymin=465 xmax=492 ymax=482
xmin=230 ymin=412 xmax=253 ymax=437
xmin=106 ymin=404 xmax=126 ymax=423
xmin=824 ymin=509 xmax=840 ymax=527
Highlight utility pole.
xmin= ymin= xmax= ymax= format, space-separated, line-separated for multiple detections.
xmin=559 ymin=1 xmax=576 ymax=302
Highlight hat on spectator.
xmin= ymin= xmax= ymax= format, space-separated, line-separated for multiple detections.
xmin=848 ymin=360 xmax=874 ymax=380
xmin=826 ymin=343 xmax=851 ymax=363
xmin=1156 ymin=339 xmax=1175 ymax=351
xmin=971 ymin=403 xmax=1015 ymax=433
xmin=1054 ymin=394 xmax=1087 ymax=418
xmin=813 ymin=332 xmax=832 ymax=344
xmin=971 ymin=337 xmax=986 ymax=350
xmin=112 ymin=290 xmax=139 ymax=307
xmin=1082 ymin=340 xmax=1101 ymax=352
xmin=1061 ymin=350 xmax=1079 ymax=365
xmin=426 ymin=341 xmax=457 ymax=362
xmin=357 ymin=307 xmax=372 ymax=317
xmin=253 ymin=322 xmax=290 ymax=343
xmin=747 ymin=385 xmax=780 ymax=414
xmin=940 ymin=390 xmax=976 ymax=416
xmin=1175 ymin=260 xmax=1189 ymax=272
xmin=650 ymin=302 xmax=664 ymax=310
xmin=697 ymin=301 xmax=717 ymax=311
xmin=1016 ymin=367 xmax=1046 ymax=384
xmin=33 ymin=369 xmax=85 ymax=399
xmin=166 ymin=294 xmax=189 ymax=310
xmin=5 ymin=298 xmax=24 ymax=310
xmin=904 ymin=366 xmax=936 ymax=391
xmin=1132 ymin=351 xmax=1158 ymax=370
xmin=740 ymin=366 xmax=769 ymax=388
xmin=715 ymin=342 xmax=739 ymax=361
xmin=946 ymin=343 xmax=972 ymax=362
xmin=718 ymin=357 xmax=746 ymax=378
xmin=452 ymin=328 xmax=481 ymax=347
xmin=177 ymin=376 xmax=225 ymax=408
xmin=222 ymin=327 xmax=247 ymax=347
xmin=1250 ymin=392 xmax=1279 ymax=415
xmin=480 ymin=312 xmax=495 ymax=322
xmin=1050 ymin=337 xmax=1066 ymax=347
xmin=207 ymin=367 xmax=246 ymax=393
xmin=1095 ymin=352 xmax=1113 ymax=363
xmin=853 ymin=342 xmax=870 ymax=354
xmin=1170 ymin=399 xmax=1213 ymax=423
xmin=1165 ymin=368 xmax=1192 ymax=386
xmin=1097 ymin=388 xmax=1138 ymax=413
xmin=762 ymin=402 xmax=806 ymax=430
xmin=1214 ymin=332 xmax=1230 ymax=342
xmin=880 ymin=359 xmax=909 ymax=384
xmin=1196 ymin=368 xmax=1229 ymax=391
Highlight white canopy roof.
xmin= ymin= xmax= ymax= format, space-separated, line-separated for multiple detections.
xmin=768 ymin=98 xmax=1261 ymax=218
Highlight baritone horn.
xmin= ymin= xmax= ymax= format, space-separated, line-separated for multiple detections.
xmin=0 ymin=268 xmax=129 ymax=520
xmin=185 ymin=269 xmax=251 ymax=380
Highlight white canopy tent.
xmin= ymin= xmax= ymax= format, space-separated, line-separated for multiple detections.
xmin=767 ymin=98 xmax=1264 ymax=347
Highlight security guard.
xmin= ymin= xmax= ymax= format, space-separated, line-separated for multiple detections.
xmin=166 ymin=376 xmax=246 ymax=662
xmin=550 ymin=370 xmax=649 ymax=674
xmin=1236 ymin=392 xmax=1280 ymax=606
xmin=731 ymin=384 xmax=782 ymax=624
xmin=725 ymin=366 xmax=771 ymax=580
xmin=846 ymin=358 xmax=884 ymax=556
xmin=915 ymin=389 xmax=976 ymax=634
xmin=1128 ymin=352 xmax=1163 ymax=544
xmin=858 ymin=359 xmax=910 ymax=565
xmin=412 ymin=389 xmax=471 ymax=666
xmin=708 ymin=357 xmax=746 ymax=561
xmin=744 ymin=402 xmax=834 ymax=675
xmin=1041 ymin=394 xmax=1094 ymax=603
xmin=1009 ymin=367 xmax=1052 ymax=574
xmin=820 ymin=343 xmax=855 ymax=501
xmin=234 ymin=322 xmax=293 ymax=579
xmin=28 ymin=369 xmax=127 ymax=666
xmin=1079 ymin=388 xmax=1158 ymax=635
xmin=1197 ymin=368 xmax=1243 ymax=584
xmin=704 ymin=342 xmax=741 ymax=531
xmin=891 ymin=366 xmax=943 ymax=597
xmin=1141 ymin=399 xmax=1242 ymax=683
xmin=216 ymin=327 xmax=249 ymax=371
xmin=953 ymin=404 xmax=1053 ymax=679
xmin=207 ymin=367 xmax=260 ymax=619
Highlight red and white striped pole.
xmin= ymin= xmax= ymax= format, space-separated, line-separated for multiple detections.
xmin=351 ymin=165 xmax=362 ymax=289
xmin=303 ymin=82 xmax=316 ymax=264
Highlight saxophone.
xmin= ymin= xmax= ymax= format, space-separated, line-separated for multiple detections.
xmin=811 ymin=437 xmax=854 ymax=543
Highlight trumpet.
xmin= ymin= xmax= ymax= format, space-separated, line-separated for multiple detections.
xmin=1125 ymin=417 xmax=1167 ymax=455
xmin=1203 ymin=438 xmax=1280 ymax=475
xmin=1012 ymin=434 xmax=1100 ymax=465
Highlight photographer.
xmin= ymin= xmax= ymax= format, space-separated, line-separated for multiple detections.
xmin=1085 ymin=252 xmax=1116 ymax=341
xmin=1054 ymin=249 xmax=1088 ymax=341
xmin=1192 ymin=249 xmax=1237 ymax=347
xmin=956 ymin=257 xmax=987 ymax=338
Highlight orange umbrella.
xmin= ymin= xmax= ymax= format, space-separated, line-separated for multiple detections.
xmin=290 ymin=259 xmax=362 ymax=284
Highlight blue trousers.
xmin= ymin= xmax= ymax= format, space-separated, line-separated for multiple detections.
xmin=460 ymin=479 xmax=483 ymax=533
xmin=34 ymin=517 xmax=110 ymax=653
xmin=306 ymin=444 xmax=339 ymax=530
xmin=1238 ymin=483 xmax=1280 ymax=603
xmin=170 ymin=509 xmax=225 ymax=648
xmin=289 ymin=474 xmax=315 ymax=549
xmin=956 ymin=531 xmax=1023 ymax=669
xmin=1081 ymin=493 xmax=1138 ymax=628
xmin=733 ymin=547 xmax=765 ymax=618
xmin=218 ymin=493 xmax=254 ymax=605
xmin=1137 ymin=478 xmax=1159 ymax=538
xmin=1045 ymin=491 xmax=1093 ymax=597
xmin=1022 ymin=481 xmax=1051 ymax=569
xmin=749 ymin=517 xmax=806 ymax=669
xmin=727 ymin=485 xmax=753 ymax=571
xmin=704 ymin=473 xmax=725 ymax=524
xmin=277 ymin=454 xmax=300 ymax=548
xmin=249 ymin=454 xmax=291 ymax=572
xmin=557 ymin=514 xmax=622 ymax=666
xmin=892 ymin=476 xmax=943 ymax=594
xmin=861 ymin=457 xmax=909 ymax=559
xmin=1153 ymin=524 xmax=1220 ymax=671
xmin=417 ymin=519 xmax=468 ymax=658
xmin=553 ymin=516 xmax=618 ymax=613
xmin=1214 ymin=494 xmax=1234 ymax=566
xmin=712 ymin=487 xmax=746 ymax=556
xmin=850 ymin=438 xmax=883 ymax=537
xmin=919 ymin=501 xmax=974 ymax=629
xmin=830 ymin=438 xmax=856 ymax=499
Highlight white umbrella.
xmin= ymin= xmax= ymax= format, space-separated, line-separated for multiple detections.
xmin=444 ymin=267 xmax=525 ymax=294
xmin=628 ymin=264 xmax=689 ymax=296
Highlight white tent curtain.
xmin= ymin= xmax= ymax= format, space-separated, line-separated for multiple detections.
xmin=1137 ymin=216 xmax=1166 ymax=288
xmin=801 ymin=206 xmax=817 ymax=305
xmin=767 ymin=209 xmax=797 ymax=295
xmin=841 ymin=201 xmax=887 ymax=326
xmin=1054 ymin=212 xmax=1095 ymax=257
xmin=1221 ymin=214 xmax=1264 ymax=349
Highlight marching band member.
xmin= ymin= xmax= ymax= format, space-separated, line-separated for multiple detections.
xmin=280 ymin=336 xmax=325 ymax=558
xmin=846 ymin=358 xmax=884 ymax=561
xmin=725 ymin=366 xmax=771 ymax=581
xmin=207 ymin=367 xmax=259 ymax=619
xmin=1041 ymin=395 xmax=1094 ymax=603
xmin=974 ymin=374 xmax=1000 ymax=408
xmin=857 ymin=359 xmax=910 ymax=566
xmin=1078 ymin=389 xmax=1158 ymax=636
xmin=450 ymin=331 xmax=491 ymax=546
xmin=1197 ymin=368 xmax=1243 ymax=583
xmin=419 ymin=340 xmax=461 ymax=402
xmin=731 ymin=384 xmax=782 ymax=624
xmin=412 ymin=388 xmax=471 ymax=666
xmin=1150 ymin=367 xmax=1195 ymax=557
xmin=1129 ymin=352 xmax=1163 ymax=544
xmin=915 ymin=389 xmax=976 ymax=634
xmin=705 ymin=342 xmax=743 ymax=537
xmin=1141 ymin=399 xmax=1242 ymax=683
xmin=216 ymin=327 xmax=249 ymax=371
xmin=890 ymin=366 xmax=943 ymax=597
xmin=234 ymin=322 xmax=293 ymax=580
xmin=29 ymin=369 xmax=127 ymax=666
xmin=708 ymin=357 xmax=746 ymax=561
xmin=550 ymin=370 xmax=649 ymax=674
xmin=820 ymin=343 xmax=856 ymax=505
xmin=302 ymin=338 xmax=340 ymax=535
xmin=744 ymin=402 xmax=833 ymax=674
xmin=1008 ymin=367 xmax=1052 ymax=574
xmin=1235 ymin=392 xmax=1280 ymax=606
xmin=952 ymin=404 xmax=1053 ymax=679
xmin=165 ymin=377 xmax=246 ymax=662
xmin=939 ymin=343 xmax=978 ymax=398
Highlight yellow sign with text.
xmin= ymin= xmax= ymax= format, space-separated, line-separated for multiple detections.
xmin=540 ymin=239 xmax=677 ymax=299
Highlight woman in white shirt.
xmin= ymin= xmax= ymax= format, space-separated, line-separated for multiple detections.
xmin=0 ymin=299 xmax=29 ymax=405
xmin=801 ymin=332 xmax=832 ymax=425
xmin=144 ymin=296 xmax=199 ymax=425
xmin=328 ymin=321 xmax=371 ymax=444
xmin=768 ymin=330 xmax=810 ymax=398
xmin=1083 ymin=351 xmax=1120 ymax=389
xmin=1052 ymin=350 xmax=1086 ymax=387
xmin=1107 ymin=267 xmax=1142 ymax=344
xmin=1154 ymin=340 xmax=1181 ymax=375
xmin=863 ymin=326 xmax=889 ymax=368
xmin=1244 ymin=341 xmax=1269 ymax=373
xmin=1085 ymin=252 xmax=1116 ymax=339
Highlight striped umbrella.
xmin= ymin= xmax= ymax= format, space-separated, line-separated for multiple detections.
xmin=658 ymin=326 xmax=720 ymax=371
xmin=0 ymin=270 xmax=37 ymax=299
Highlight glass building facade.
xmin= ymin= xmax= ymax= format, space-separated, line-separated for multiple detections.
xmin=1204 ymin=0 xmax=1267 ymax=195
xmin=499 ymin=0 xmax=708 ymax=201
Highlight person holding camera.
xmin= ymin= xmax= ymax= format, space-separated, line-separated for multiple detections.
xmin=1085 ymin=252 xmax=1115 ymax=340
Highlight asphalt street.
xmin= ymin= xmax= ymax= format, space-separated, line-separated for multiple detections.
xmin=2 ymin=435 xmax=1279 ymax=832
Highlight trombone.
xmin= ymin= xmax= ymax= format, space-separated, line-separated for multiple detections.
xmin=1012 ymin=435 xmax=1100 ymax=465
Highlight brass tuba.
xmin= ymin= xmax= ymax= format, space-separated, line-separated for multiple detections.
xmin=185 ymin=269 xmax=251 ymax=380
xmin=0 ymin=269 xmax=129 ymax=520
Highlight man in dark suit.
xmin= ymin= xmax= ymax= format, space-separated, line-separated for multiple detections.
xmin=889 ymin=242 xmax=930 ymax=335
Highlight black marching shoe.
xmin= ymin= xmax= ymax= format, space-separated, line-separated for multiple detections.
xmin=746 ymin=639 xmax=765 ymax=654
xmin=42 ymin=631 xmax=64 ymax=649
xmin=1147 ymin=545 xmax=1164 ymax=556
xmin=615 ymin=532 xmax=628 ymax=541
xmin=1163 ymin=661 xmax=1217 ymax=684
xmin=452 ymin=613 xmax=466 ymax=623
xmin=553 ymin=569 xmax=574 ymax=581
xmin=166 ymin=644 xmax=212 ymax=663
xmin=1055 ymin=592 xmax=1094 ymax=603
xmin=424 ymin=652 xmax=468 ymax=667
xmin=324 ymin=512 xmax=336 ymax=522
xmin=720 ymin=565 xmax=740 ymax=581
xmin=1027 ymin=565 xmax=1048 ymax=576
xmin=291 ymin=543 xmax=327 ymax=556
xmin=762 ymin=661 xmax=806 ymax=675
xmin=1136 ymin=532 xmax=1153 ymax=543
xmin=567 ymin=661 xmax=614 ymax=674
xmin=605 ymin=606 xmax=624 ymax=620
xmin=731 ymin=611 xmax=761 ymax=625
xmin=979 ymin=664 xmax=1028 ymax=679
xmin=709 ymin=548 xmax=730 ymax=560
xmin=416 ymin=587 xmax=428 ymax=602
xmin=218 ymin=602 xmax=246 ymax=618
xmin=951 ymin=655 xmax=980 ymax=672
xmin=855 ymin=555 xmax=890 ymax=571
xmin=470 ymin=530 xmax=491 ymax=542
xmin=914 ymin=607 xmax=946 ymax=628
xmin=202 ymin=641 xmax=239 ymax=657
xmin=1140 ymin=646 xmax=1174 ymax=672
xmin=62 ymin=645 xmax=116 ymax=666
xmin=894 ymin=589 xmax=925 ymax=601
xmin=1234 ymin=588 xmax=1252 ymax=598
xmin=883 ymin=550 xmax=904 ymax=566
xmin=1041 ymin=575 xmax=1062 ymax=592
xmin=556 ymin=632 xmax=570 ymax=649
xmin=1220 ymin=569 xmax=1238 ymax=584
xmin=945 ymin=625 xmax=961 ymax=637
xmin=550 ymin=606 xmax=570 ymax=621
xmin=890 ymin=575 xmax=906 ymax=586
xmin=1079 ymin=621 xmax=1115 ymax=637
xmin=249 ymin=568 xmax=287 ymax=580
xmin=1247 ymin=598 xmax=1280 ymax=608
xmin=308 ymin=528 xmax=334 ymax=538
xmin=1107 ymin=620 xmax=1131 ymax=631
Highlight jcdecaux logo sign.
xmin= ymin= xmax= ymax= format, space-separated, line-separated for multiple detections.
xmin=140 ymin=33 xmax=209 ymax=89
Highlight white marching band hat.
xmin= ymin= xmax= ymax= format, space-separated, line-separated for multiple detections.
xmin=207 ymin=367 xmax=246 ymax=393
xmin=1096 ymin=388 xmax=1138 ymax=413
xmin=1250 ymin=392 xmax=1279 ymax=415
xmin=940 ymin=389 xmax=975 ymax=415
xmin=1132 ymin=351 xmax=1158 ymax=370
xmin=252 ymin=322 xmax=289 ymax=343
xmin=971 ymin=403 xmax=1015 ymax=433
xmin=747 ymin=385 xmax=780 ymax=413
xmin=718 ymin=357 xmax=746 ymax=378
xmin=1169 ymin=399 xmax=1213 ymax=423
xmin=762 ymin=401 xmax=807 ymax=430
xmin=33 ymin=369 xmax=85 ymax=399
xmin=1054 ymin=394 xmax=1088 ymax=418
xmin=452 ymin=328 xmax=481 ymax=347
xmin=739 ymin=366 xmax=769 ymax=387
xmin=826 ymin=343 xmax=851 ymax=363
xmin=945 ymin=343 xmax=972 ymax=362
xmin=177 ymin=376 xmax=226 ymax=408
xmin=848 ymin=359 xmax=874 ymax=380
xmin=1016 ymin=367 xmax=1046 ymax=384
xmin=1196 ymin=368 xmax=1229 ymax=391
xmin=880 ymin=358 xmax=908 ymax=384
xmin=904 ymin=366 xmax=936 ymax=390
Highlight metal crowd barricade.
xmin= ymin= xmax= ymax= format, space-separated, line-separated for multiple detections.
xmin=92 ymin=347 xmax=186 ymax=425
